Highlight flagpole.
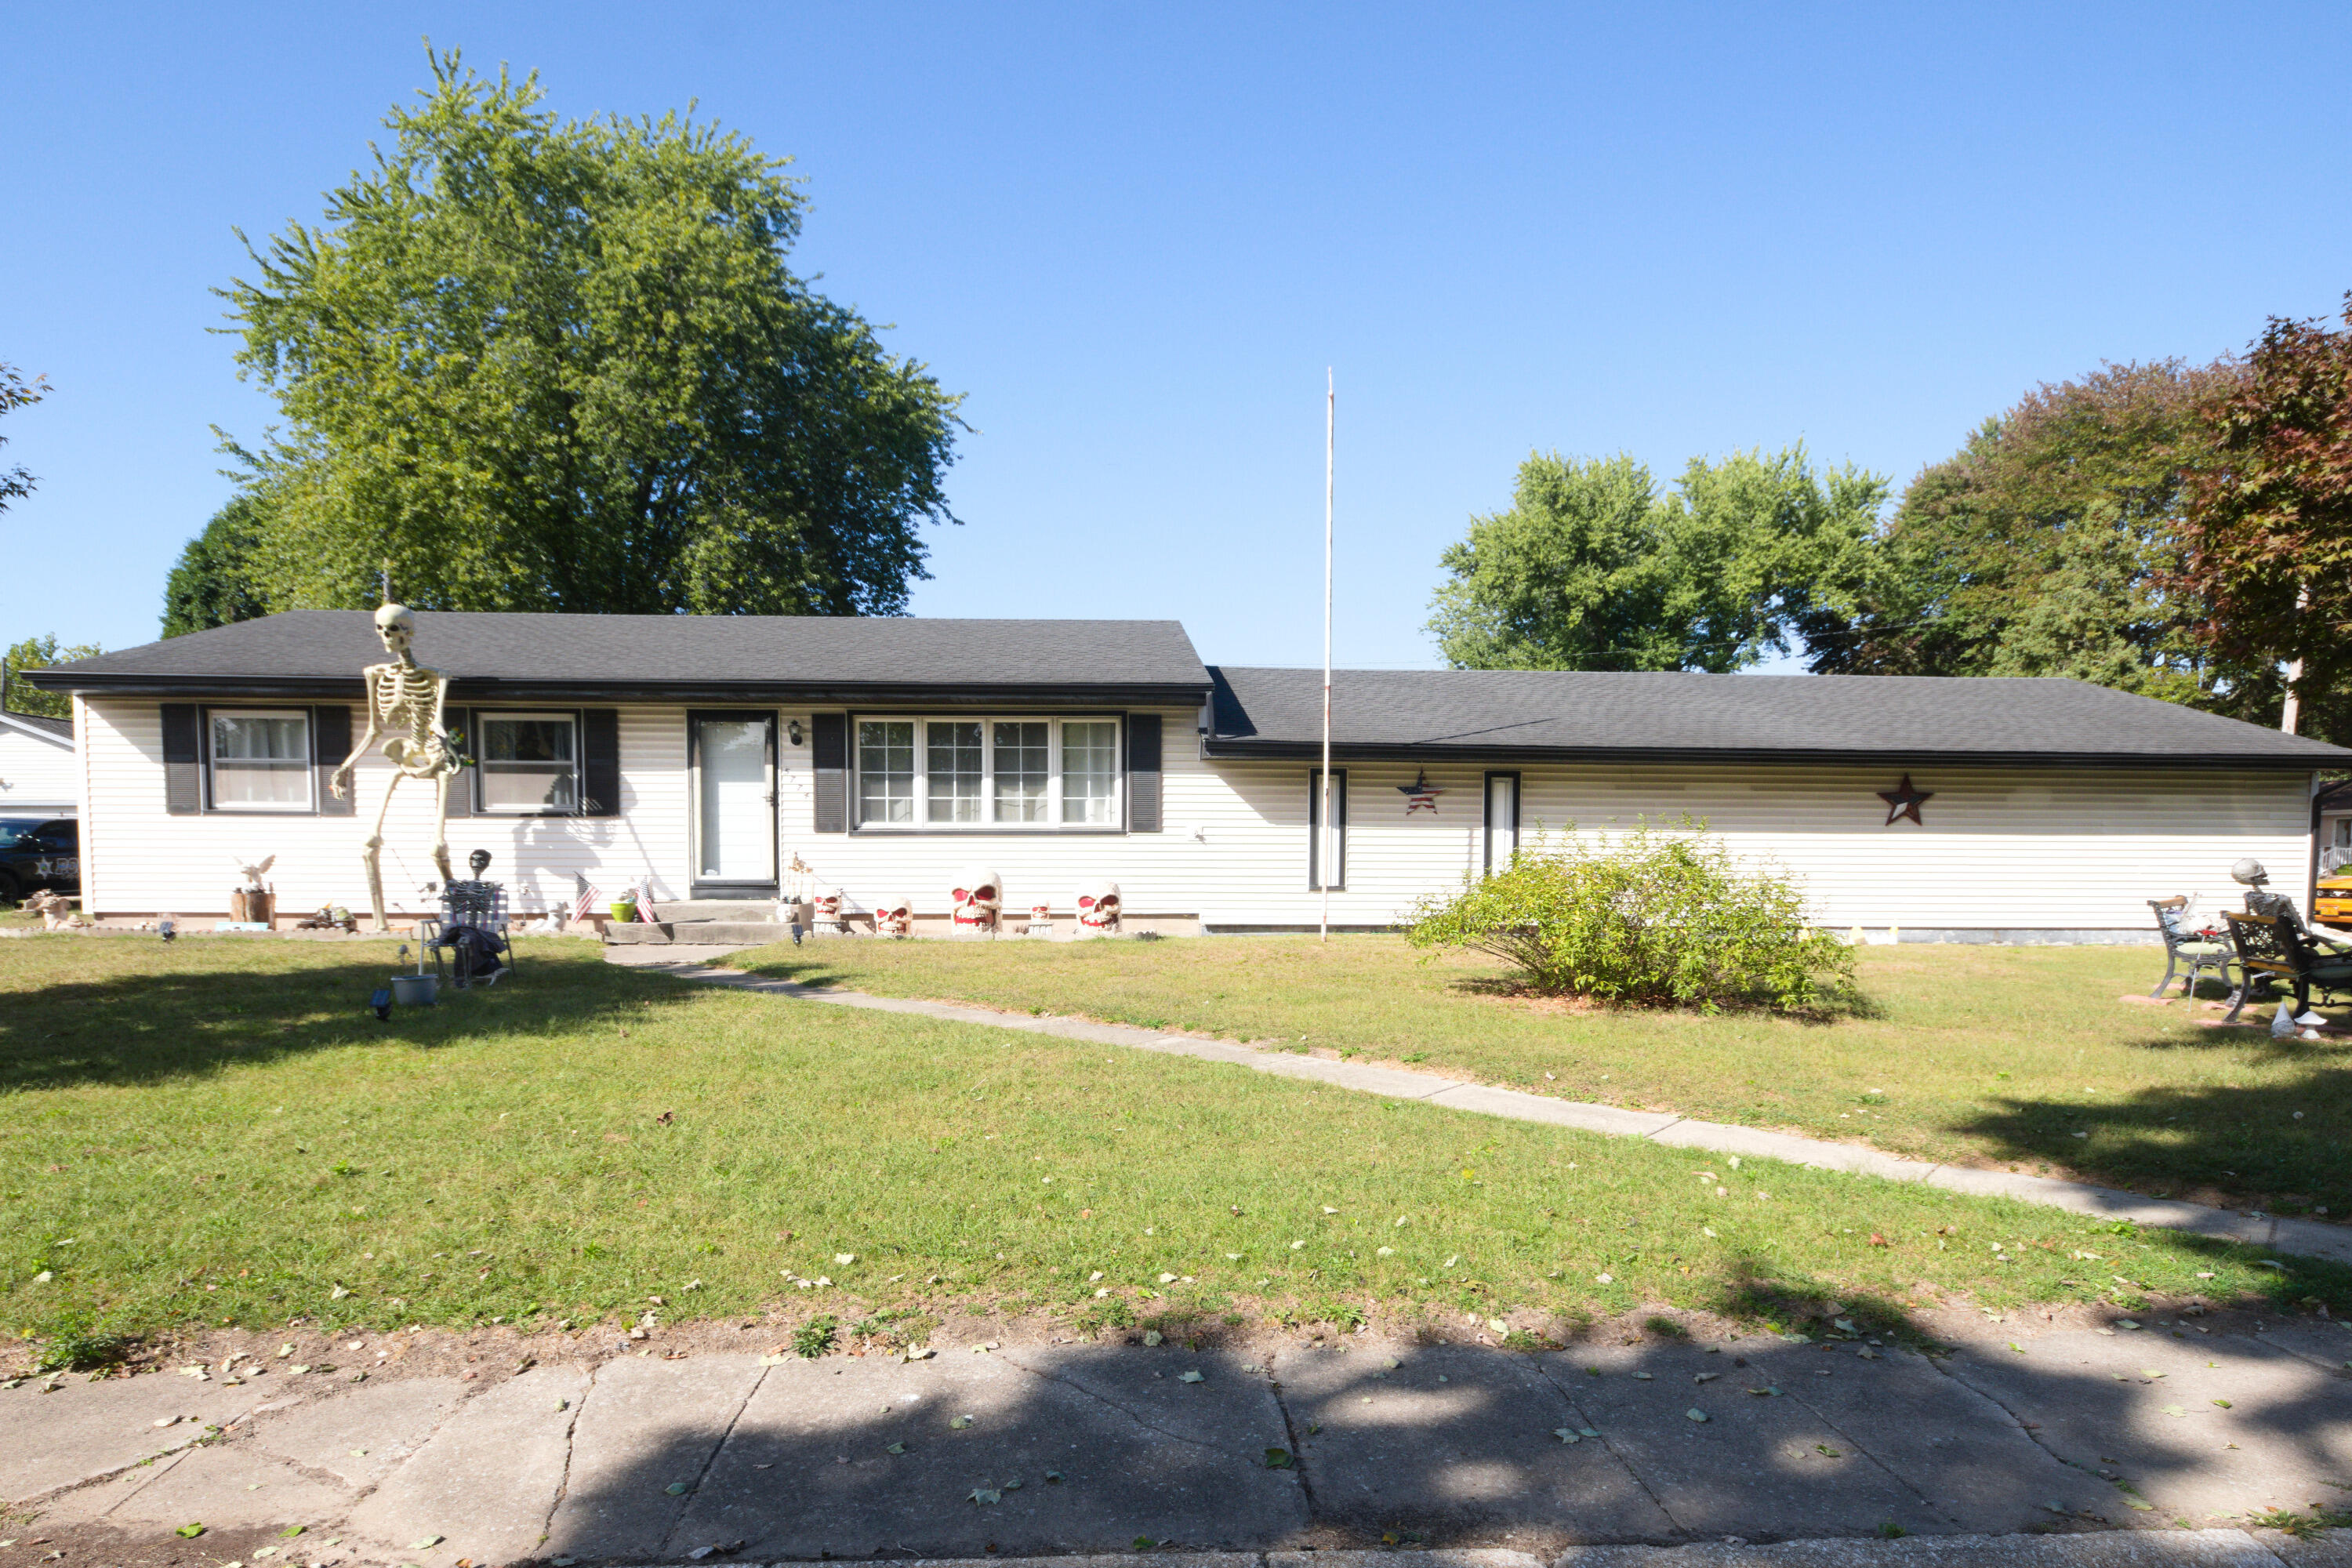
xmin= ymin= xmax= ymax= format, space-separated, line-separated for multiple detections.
xmin=1320 ymin=368 xmax=1334 ymax=943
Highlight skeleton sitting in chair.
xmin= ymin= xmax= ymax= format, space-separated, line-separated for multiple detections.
xmin=331 ymin=603 xmax=462 ymax=934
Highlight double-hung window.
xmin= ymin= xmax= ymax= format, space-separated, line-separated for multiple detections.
xmin=477 ymin=713 xmax=579 ymax=813
xmin=209 ymin=710 xmax=312 ymax=810
xmin=855 ymin=717 xmax=1123 ymax=830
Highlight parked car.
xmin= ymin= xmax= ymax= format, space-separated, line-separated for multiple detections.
xmin=0 ymin=816 xmax=78 ymax=906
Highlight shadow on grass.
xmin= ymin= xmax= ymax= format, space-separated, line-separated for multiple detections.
xmin=1439 ymin=973 xmax=1887 ymax=1025
xmin=524 ymin=1267 xmax=2352 ymax=1556
xmin=0 ymin=942 xmax=706 ymax=1094
xmin=1951 ymin=1027 xmax=2352 ymax=1217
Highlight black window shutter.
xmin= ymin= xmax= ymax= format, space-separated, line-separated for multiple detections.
xmin=811 ymin=712 xmax=848 ymax=833
xmin=162 ymin=704 xmax=201 ymax=815
xmin=441 ymin=706 xmax=471 ymax=818
xmin=1127 ymin=713 xmax=1163 ymax=832
xmin=313 ymin=704 xmax=354 ymax=816
xmin=581 ymin=709 xmax=621 ymax=816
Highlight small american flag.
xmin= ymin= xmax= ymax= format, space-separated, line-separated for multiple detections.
xmin=571 ymin=881 xmax=600 ymax=924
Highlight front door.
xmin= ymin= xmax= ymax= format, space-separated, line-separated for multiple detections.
xmin=691 ymin=713 xmax=777 ymax=892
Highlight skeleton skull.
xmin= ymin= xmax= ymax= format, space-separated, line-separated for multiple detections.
xmin=374 ymin=601 xmax=416 ymax=659
xmin=1076 ymin=880 xmax=1122 ymax=933
xmin=950 ymin=866 xmax=1002 ymax=931
xmin=876 ymin=895 xmax=913 ymax=938
xmin=812 ymin=888 xmax=844 ymax=928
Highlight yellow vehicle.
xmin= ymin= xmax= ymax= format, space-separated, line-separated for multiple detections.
xmin=2317 ymin=872 xmax=2352 ymax=930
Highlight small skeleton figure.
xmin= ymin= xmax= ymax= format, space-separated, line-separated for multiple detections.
xmin=332 ymin=603 xmax=461 ymax=933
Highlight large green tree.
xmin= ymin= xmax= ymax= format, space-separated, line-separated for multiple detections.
xmin=4 ymin=634 xmax=102 ymax=721
xmin=1426 ymin=446 xmax=1886 ymax=672
xmin=1799 ymin=361 xmax=2285 ymax=714
xmin=220 ymin=51 xmax=962 ymax=615
xmin=2178 ymin=297 xmax=2352 ymax=736
xmin=162 ymin=493 xmax=271 ymax=637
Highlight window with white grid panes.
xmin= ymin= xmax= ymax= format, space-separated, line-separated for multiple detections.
xmin=851 ymin=717 xmax=1123 ymax=830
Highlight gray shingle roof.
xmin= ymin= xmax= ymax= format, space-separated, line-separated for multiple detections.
xmin=26 ymin=612 xmax=1212 ymax=704
xmin=0 ymin=710 xmax=73 ymax=741
xmin=1204 ymin=666 xmax=2352 ymax=768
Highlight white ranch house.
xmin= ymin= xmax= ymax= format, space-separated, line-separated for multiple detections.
xmin=23 ymin=610 xmax=2349 ymax=941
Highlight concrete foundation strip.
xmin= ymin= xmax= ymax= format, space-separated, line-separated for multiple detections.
xmin=631 ymin=953 xmax=2352 ymax=1269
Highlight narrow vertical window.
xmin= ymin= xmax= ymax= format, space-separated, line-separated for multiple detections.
xmin=993 ymin=720 xmax=1049 ymax=822
xmin=1061 ymin=720 xmax=1118 ymax=825
xmin=927 ymin=721 xmax=982 ymax=822
xmin=858 ymin=720 xmax=916 ymax=824
xmin=1308 ymin=768 xmax=1348 ymax=890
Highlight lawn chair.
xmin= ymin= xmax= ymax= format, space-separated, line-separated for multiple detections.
xmin=2218 ymin=910 xmax=2352 ymax=1024
xmin=2147 ymin=898 xmax=2236 ymax=1000
xmin=426 ymin=880 xmax=515 ymax=989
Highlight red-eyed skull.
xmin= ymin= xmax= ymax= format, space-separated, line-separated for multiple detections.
xmin=1076 ymin=880 xmax=1122 ymax=932
xmin=876 ymin=895 xmax=913 ymax=938
xmin=950 ymin=866 xmax=1001 ymax=931
xmin=812 ymin=888 xmax=842 ymax=924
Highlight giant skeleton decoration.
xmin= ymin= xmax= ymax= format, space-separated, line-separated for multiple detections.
xmin=331 ymin=604 xmax=462 ymax=934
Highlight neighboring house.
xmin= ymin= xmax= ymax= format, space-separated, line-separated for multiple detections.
xmin=2318 ymin=779 xmax=2352 ymax=869
xmin=0 ymin=702 xmax=78 ymax=818
xmin=22 ymin=609 xmax=2351 ymax=940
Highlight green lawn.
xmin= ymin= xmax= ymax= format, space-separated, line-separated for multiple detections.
xmin=0 ymin=934 xmax=2339 ymax=1365
xmin=733 ymin=934 xmax=2352 ymax=1220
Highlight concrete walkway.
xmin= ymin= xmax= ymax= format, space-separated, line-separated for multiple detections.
xmin=9 ymin=1311 xmax=2352 ymax=1566
xmin=605 ymin=951 xmax=2352 ymax=1270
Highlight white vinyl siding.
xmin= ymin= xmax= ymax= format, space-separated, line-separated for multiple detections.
xmin=70 ymin=693 xmax=2318 ymax=941
xmin=0 ymin=722 xmax=78 ymax=815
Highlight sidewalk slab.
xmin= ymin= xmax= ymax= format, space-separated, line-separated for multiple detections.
xmin=1646 ymin=1122 xmax=1929 ymax=1183
xmin=245 ymin=1372 xmax=470 ymax=1490
xmin=0 ymin=1370 xmax=267 ymax=1501
xmin=1549 ymin=1530 xmax=2284 ymax=1568
xmin=663 ymin=1348 xmax=1305 ymax=1559
xmin=545 ymin=1352 xmax=767 ymax=1561
xmin=86 ymin=1439 xmax=350 ymax=1529
xmin=1425 ymin=1083 xmax=1682 ymax=1137
xmin=1530 ymin=1343 xmax=1932 ymax=1539
xmin=1762 ymin=1343 xmax=2118 ymax=1529
xmin=1933 ymin=1330 xmax=2350 ymax=1519
xmin=1269 ymin=1341 xmax=1675 ymax=1539
xmin=344 ymin=1363 xmax=590 ymax=1568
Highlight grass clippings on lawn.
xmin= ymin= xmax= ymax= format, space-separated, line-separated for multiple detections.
xmin=1 ymin=933 xmax=2342 ymax=1368
xmin=732 ymin=933 xmax=2352 ymax=1218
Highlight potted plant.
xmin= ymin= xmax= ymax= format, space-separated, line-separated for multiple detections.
xmin=609 ymin=892 xmax=639 ymax=924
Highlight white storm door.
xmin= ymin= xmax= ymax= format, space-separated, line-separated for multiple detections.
xmin=694 ymin=716 xmax=776 ymax=887
xmin=1483 ymin=772 xmax=1519 ymax=874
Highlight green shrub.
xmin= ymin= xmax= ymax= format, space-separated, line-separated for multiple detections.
xmin=1406 ymin=822 xmax=1856 ymax=1014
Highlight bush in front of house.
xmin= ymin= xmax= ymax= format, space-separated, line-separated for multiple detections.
xmin=1406 ymin=822 xmax=1857 ymax=1013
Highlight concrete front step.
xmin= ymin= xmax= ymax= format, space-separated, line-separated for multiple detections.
xmin=649 ymin=898 xmax=786 ymax=923
xmin=603 ymin=920 xmax=793 ymax=946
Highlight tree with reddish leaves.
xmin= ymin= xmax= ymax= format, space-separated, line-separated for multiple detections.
xmin=2181 ymin=296 xmax=2352 ymax=735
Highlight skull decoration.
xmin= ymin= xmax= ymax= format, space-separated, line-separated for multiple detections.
xmin=1076 ymin=880 xmax=1122 ymax=934
xmin=950 ymin=866 xmax=1002 ymax=932
xmin=812 ymin=887 xmax=844 ymax=931
xmin=875 ymin=895 xmax=913 ymax=939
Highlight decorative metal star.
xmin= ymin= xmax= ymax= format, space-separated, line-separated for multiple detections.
xmin=1877 ymin=774 xmax=1933 ymax=826
xmin=1396 ymin=769 xmax=1446 ymax=815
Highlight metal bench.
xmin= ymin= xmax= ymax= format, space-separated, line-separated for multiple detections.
xmin=2219 ymin=909 xmax=2352 ymax=1024
xmin=2147 ymin=897 xmax=2235 ymax=1000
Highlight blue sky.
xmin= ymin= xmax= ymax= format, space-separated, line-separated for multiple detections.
xmin=5 ymin=3 xmax=2350 ymax=671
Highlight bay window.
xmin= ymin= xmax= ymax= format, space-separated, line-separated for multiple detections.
xmin=855 ymin=716 xmax=1123 ymax=830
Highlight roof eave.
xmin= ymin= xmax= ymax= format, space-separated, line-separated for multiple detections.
xmin=27 ymin=671 xmax=1214 ymax=708
xmin=1199 ymin=737 xmax=2338 ymax=770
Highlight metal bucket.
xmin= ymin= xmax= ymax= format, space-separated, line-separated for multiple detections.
xmin=391 ymin=973 xmax=439 ymax=1007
